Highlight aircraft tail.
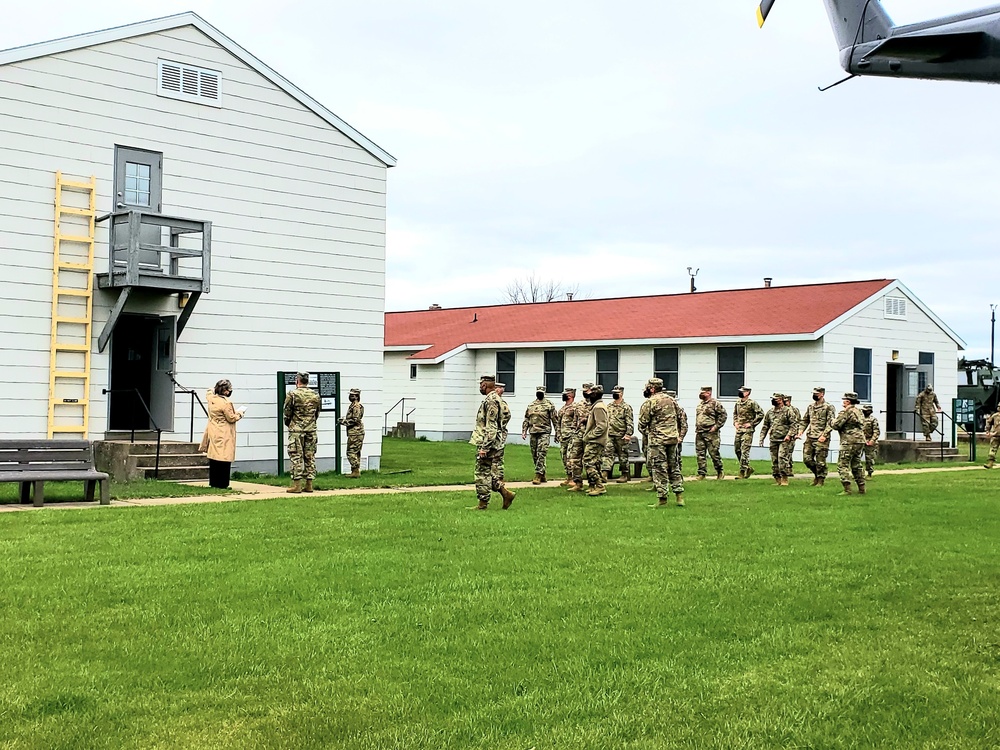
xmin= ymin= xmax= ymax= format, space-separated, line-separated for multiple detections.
xmin=822 ymin=0 xmax=894 ymax=50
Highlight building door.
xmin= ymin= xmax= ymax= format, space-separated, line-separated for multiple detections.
xmin=113 ymin=146 xmax=164 ymax=272
xmin=108 ymin=315 xmax=176 ymax=433
xmin=886 ymin=363 xmax=903 ymax=433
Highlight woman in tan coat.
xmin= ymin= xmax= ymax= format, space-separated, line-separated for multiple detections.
xmin=199 ymin=379 xmax=244 ymax=489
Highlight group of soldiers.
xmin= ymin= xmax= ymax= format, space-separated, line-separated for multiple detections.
xmin=281 ymin=372 xmax=366 ymax=492
xmin=473 ymin=374 xmax=899 ymax=509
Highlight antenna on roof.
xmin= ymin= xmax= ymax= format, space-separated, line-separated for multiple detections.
xmin=686 ymin=267 xmax=699 ymax=293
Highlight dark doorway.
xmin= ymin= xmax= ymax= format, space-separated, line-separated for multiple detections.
xmin=109 ymin=315 xmax=156 ymax=430
xmin=886 ymin=363 xmax=903 ymax=433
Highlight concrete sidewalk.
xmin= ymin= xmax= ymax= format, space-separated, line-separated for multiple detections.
xmin=0 ymin=464 xmax=990 ymax=512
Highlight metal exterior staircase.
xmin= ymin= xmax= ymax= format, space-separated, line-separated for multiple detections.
xmin=47 ymin=173 xmax=97 ymax=438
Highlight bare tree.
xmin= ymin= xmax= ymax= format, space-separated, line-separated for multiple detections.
xmin=503 ymin=273 xmax=581 ymax=304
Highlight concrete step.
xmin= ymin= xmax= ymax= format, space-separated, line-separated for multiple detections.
xmin=914 ymin=448 xmax=964 ymax=462
xmin=101 ymin=441 xmax=202 ymax=455
xmin=134 ymin=453 xmax=208 ymax=469
xmin=142 ymin=465 xmax=210 ymax=480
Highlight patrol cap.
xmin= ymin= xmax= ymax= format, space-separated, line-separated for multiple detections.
xmin=812 ymin=387 xmax=826 ymax=394
xmin=924 ymin=384 xmax=933 ymax=390
xmin=590 ymin=384 xmax=605 ymax=397
xmin=771 ymin=392 xmax=784 ymax=400
xmin=861 ymin=403 xmax=873 ymax=411
xmin=563 ymin=387 xmax=576 ymax=395
xmin=784 ymin=395 xmax=793 ymax=401
xmin=480 ymin=374 xmax=496 ymax=384
xmin=612 ymin=385 xmax=623 ymax=393
xmin=297 ymin=371 xmax=310 ymax=382
xmin=349 ymin=388 xmax=361 ymax=396
xmin=535 ymin=385 xmax=545 ymax=393
xmin=646 ymin=377 xmax=664 ymax=389
xmin=494 ymin=381 xmax=505 ymax=388
xmin=843 ymin=391 xmax=860 ymax=403
xmin=700 ymin=385 xmax=713 ymax=393
xmin=582 ymin=381 xmax=595 ymax=390
xmin=738 ymin=385 xmax=751 ymax=393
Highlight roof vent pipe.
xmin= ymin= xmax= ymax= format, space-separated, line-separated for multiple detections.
xmin=429 ymin=303 xmax=442 ymax=310
xmin=566 ymin=293 xmax=574 ymax=301
xmin=764 ymin=278 xmax=772 ymax=288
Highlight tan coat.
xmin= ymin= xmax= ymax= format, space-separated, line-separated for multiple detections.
xmin=199 ymin=390 xmax=243 ymax=462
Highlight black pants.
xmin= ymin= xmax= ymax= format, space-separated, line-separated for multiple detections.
xmin=208 ymin=459 xmax=231 ymax=489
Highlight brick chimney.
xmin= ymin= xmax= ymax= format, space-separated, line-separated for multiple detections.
xmin=763 ymin=278 xmax=772 ymax=288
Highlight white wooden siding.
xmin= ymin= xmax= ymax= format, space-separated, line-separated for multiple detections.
xmin=0 ymin=24 xmax=387 ymax=468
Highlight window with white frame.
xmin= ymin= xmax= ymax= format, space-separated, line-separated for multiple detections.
xmin=653 ymin=347 xmax=679 ymax=393
xmin=496 ymin=351 xmax=516 ymax=393
xmin=596 ymin=349 xmax=619 ymax=392
xmin=544 ymin=350 xmax=564 ymax=395
xmin=717 ymin=346 xmax=745 ymax=397
xmin=854 ymin=347 xmax=872 ymax=401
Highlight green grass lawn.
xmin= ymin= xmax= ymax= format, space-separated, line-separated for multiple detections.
xmin=1 ymin=469 xmax=998 ymax=748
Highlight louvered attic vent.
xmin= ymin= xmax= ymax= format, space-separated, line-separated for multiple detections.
xmin=157 ymin=59 xmax=222 ymax=107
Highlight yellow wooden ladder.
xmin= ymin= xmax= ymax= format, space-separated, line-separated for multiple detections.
xmin=48 ymin=172 xmax=97 ymax=438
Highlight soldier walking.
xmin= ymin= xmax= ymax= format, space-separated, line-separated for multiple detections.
xmin=915 ymin=385 xmax=941 ymax=441
xmin=669 ymin=390 xmax=688 ymax=479
xmin=338 ymin=387 xmax=365 ymax=478
xmin=694 ymin=386 xmax=727 ymax=480
xmin=861 ymin=403 xmax=880 ymax=477
xmin=782 ymin=395 xmax=801 ymax=477
xmin=759 ymin=392 xmax=795 ymax=485
xmin=566 ymin=382 xmax=594 ymax=492
xmin=984 ymin=408 xmax=1000 ymax=469
xmin=799 ymin=387 xmax=837 ymax=487
xmin=733 ymin=386 xmax=764 ymax=479
xmin=604 ymin=385 xmax=635 ymax=482
xmin=582 ymin=385 xmax=609 ymax=496
xmin=638 ymin=378 xmax=685 ymax=507
xmin=522 ymin=385 xmax=557 ymax=484
xmin=557 ymin=388 xmax=580 ymax=486
xmin=832 ymin=391 xmax=866 ymax=495
xmin=494 ymin=382 xmax=512 ymax=481
xmin=283 ymin=372 xmax=321 ymax=493
xmin=470 ymin=375 xmax=515 ymax=510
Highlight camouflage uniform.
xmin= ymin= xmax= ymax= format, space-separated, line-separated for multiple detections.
xmin=915 ymin=386 xmax=940 ymax=440
xmin=861 ymin=407 xmax=880 ymax=477
xmin=732 ymin=389 xmax=764 ymax=478
xmin=522 ymin=388 xmax=557 ymax=481
xmin=638 ymin=396 xmax=651 ymax=475
xmin=339 ymin=389 xmax=365 ymax=475
xmin=557 ymin=393 xmax=581 ymax=483
xmin=672 ymin=393 xmax=688 ymax=479
xmin=759 ymin=394 xmax=795 ymax=482
xmin=800 ymin=390 xmax=837 ymax=482
xmin=495 ymin=391 xmax=511 ymax=481
xmin=582 ymin=389 xmax=609 ymax=494
xmin=783 ymin=398 xmax=801 ymax=477
xmin=603 ymin=388 xmax=634 ymax=480
xmin=833 ymin=394 xmax=866 ymax=491
xmin=638 ymin=379 xmax=684 ymax=505
xmin=985 ymin=411 xmax=1000 ymax=467
xmin=694 ymin=388 xmax=727 ymax=478
xmin=470 ymin=384 xmax=504 ymax=506
xmin=567 ymin=383 xmax=594 ymax=488
xmin=284 ymin=383 xmax=321 ymax=481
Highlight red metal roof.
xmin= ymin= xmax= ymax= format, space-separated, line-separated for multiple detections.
xmin=385 ymin=279 xmax=895 ymax=360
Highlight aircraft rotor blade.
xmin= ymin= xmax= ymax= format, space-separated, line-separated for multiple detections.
xmin=757 ymin=0 xmax=776 ymax=28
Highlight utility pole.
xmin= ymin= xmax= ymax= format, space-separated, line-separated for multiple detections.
xmin=686 ymin=267 xmax=699 ymax=293
xmin=992 ymin=304 xmax=996 ymax=365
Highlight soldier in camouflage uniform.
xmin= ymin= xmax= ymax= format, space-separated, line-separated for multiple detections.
xmin=582 ymin=384 xmax=609 ymax=496
xmin=522 ymin=385 xmax=557 ymax=484
xmin=283 ymin=372 xmax=321 ymax=493
xmin=638 ymin=378 xmax=685 ymax=507
xmin=799 ymin=387 xmax=837 ymax=486
xmin=470 ymin=375 xmax=515 ymax=510
xmin=832 ymin=391 xmax=866 ymax=495
xmin=557 ymin=388 xmax=580 ymax=486
xmin=759 ymin=392 xmax=795 ymax=485
xmin=782 ymin=394 xmax=801 ymax=479
xmin=338 ymin=387 xmax=365 ymax=478
xmin=637 ymin=385 xmax=652 ymax=481
xmin=861 ymin=403 xmax=880 ymax=478
xmin=695 ymin=385 xmax=727 ymax=480
xmin=669 ymin=390 xmax=688 ymax=480
xmin=494 ymin=382 xmax=512 ymax=481
xmin=733 ymin=385 xmax=764 ymax=479
xmin=915 ymin=385 xmax=941 ymax=441
xmin=984 ymin=408 xmax=1000 ymax=469
xmin=566 ymin=383 xmax=594 ymax=492
xmin=602 ymin=385 xmax=635 ymax=482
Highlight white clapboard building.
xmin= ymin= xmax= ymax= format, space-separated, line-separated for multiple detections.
xmin=0 ymin=13 xmax=393 ymax=474
xmin=385 ymin=280 xmax=965 ymax=459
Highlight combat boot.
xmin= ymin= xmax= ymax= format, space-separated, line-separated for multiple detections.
xmin=839 ymin=481 xmax=853 ymax=495
xmin=773 ymin=476 xmax=781 ymax=485
xmin=471 ymin=500 xmax=489 ymax=510
xmin=286 ymin=480 xmax=302 ymax=494
xmin=985 ymin=459 xmax=995 ymax=470
xmin=736 ymin=470 xmax=745 ymax=480
xmin=587 ymin=485 xmax=607 ymax=497
xmin=532 ymin=473 xmax=542 ymax=485
xmin=857 ymin=482 xmax=866 ymax=495
xmin=778 ymin=477 xmax=789 ymax=486
xmin=540 ymin=473 xmax=547 ymax=483
xmin=348 ymin=469 xmax=360 ymax=479
xmin=810 ymin=476 xmax=819 ymax=487
xmin=616 ymin=468 xmax=630 ymax=483
xmin=696 ymin=474 xmax=707 ymax=481
xmin=675 ymin=492 xmax=685 ymax=507
xmin=650 ymin=497 xmax=669 ymax=507
xmin=816 ymin=477 xmax=825 ymax=487
xmin=716 ymin=470 xmax=724 ymax=480
xmin=745 ymin=466 xmax=755 ymax=478
xmin=566 ymin=482 xmax=583 ymax=492
xmin=499 ymin=485 xmax=516 ymax=509
xmin=303 ymin=480 xmax=314 ymax=493
xmin=602 ymin=471 xmax=610 ymax=482
xmin=924 ymin=435 xmax=932 ymax=442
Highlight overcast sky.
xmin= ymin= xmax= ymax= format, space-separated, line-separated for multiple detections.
xmin=4 ymin=1 xmax=997 ymax=358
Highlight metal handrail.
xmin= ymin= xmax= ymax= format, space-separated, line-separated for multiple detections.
xmin=880 ymin=407 xmax=955 ymax=462
xmin=101 ymin=387 xmax=162 ymax=478
xmin=167 ymin=371 xmax=208 ymax=442
xmin=406 ymin=407 xmax=416 ymax=420
xmin=383 ymin=397 xmax=411 ymax=436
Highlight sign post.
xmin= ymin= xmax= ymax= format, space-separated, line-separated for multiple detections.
xmin=277 ymin=371 xmax=341 ymax=476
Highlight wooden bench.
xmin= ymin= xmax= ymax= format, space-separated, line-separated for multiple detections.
xmin=0 ymin=440 xmax=110 ymax=506
xmin=609 ymin=435 xmax=646 ymax=478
